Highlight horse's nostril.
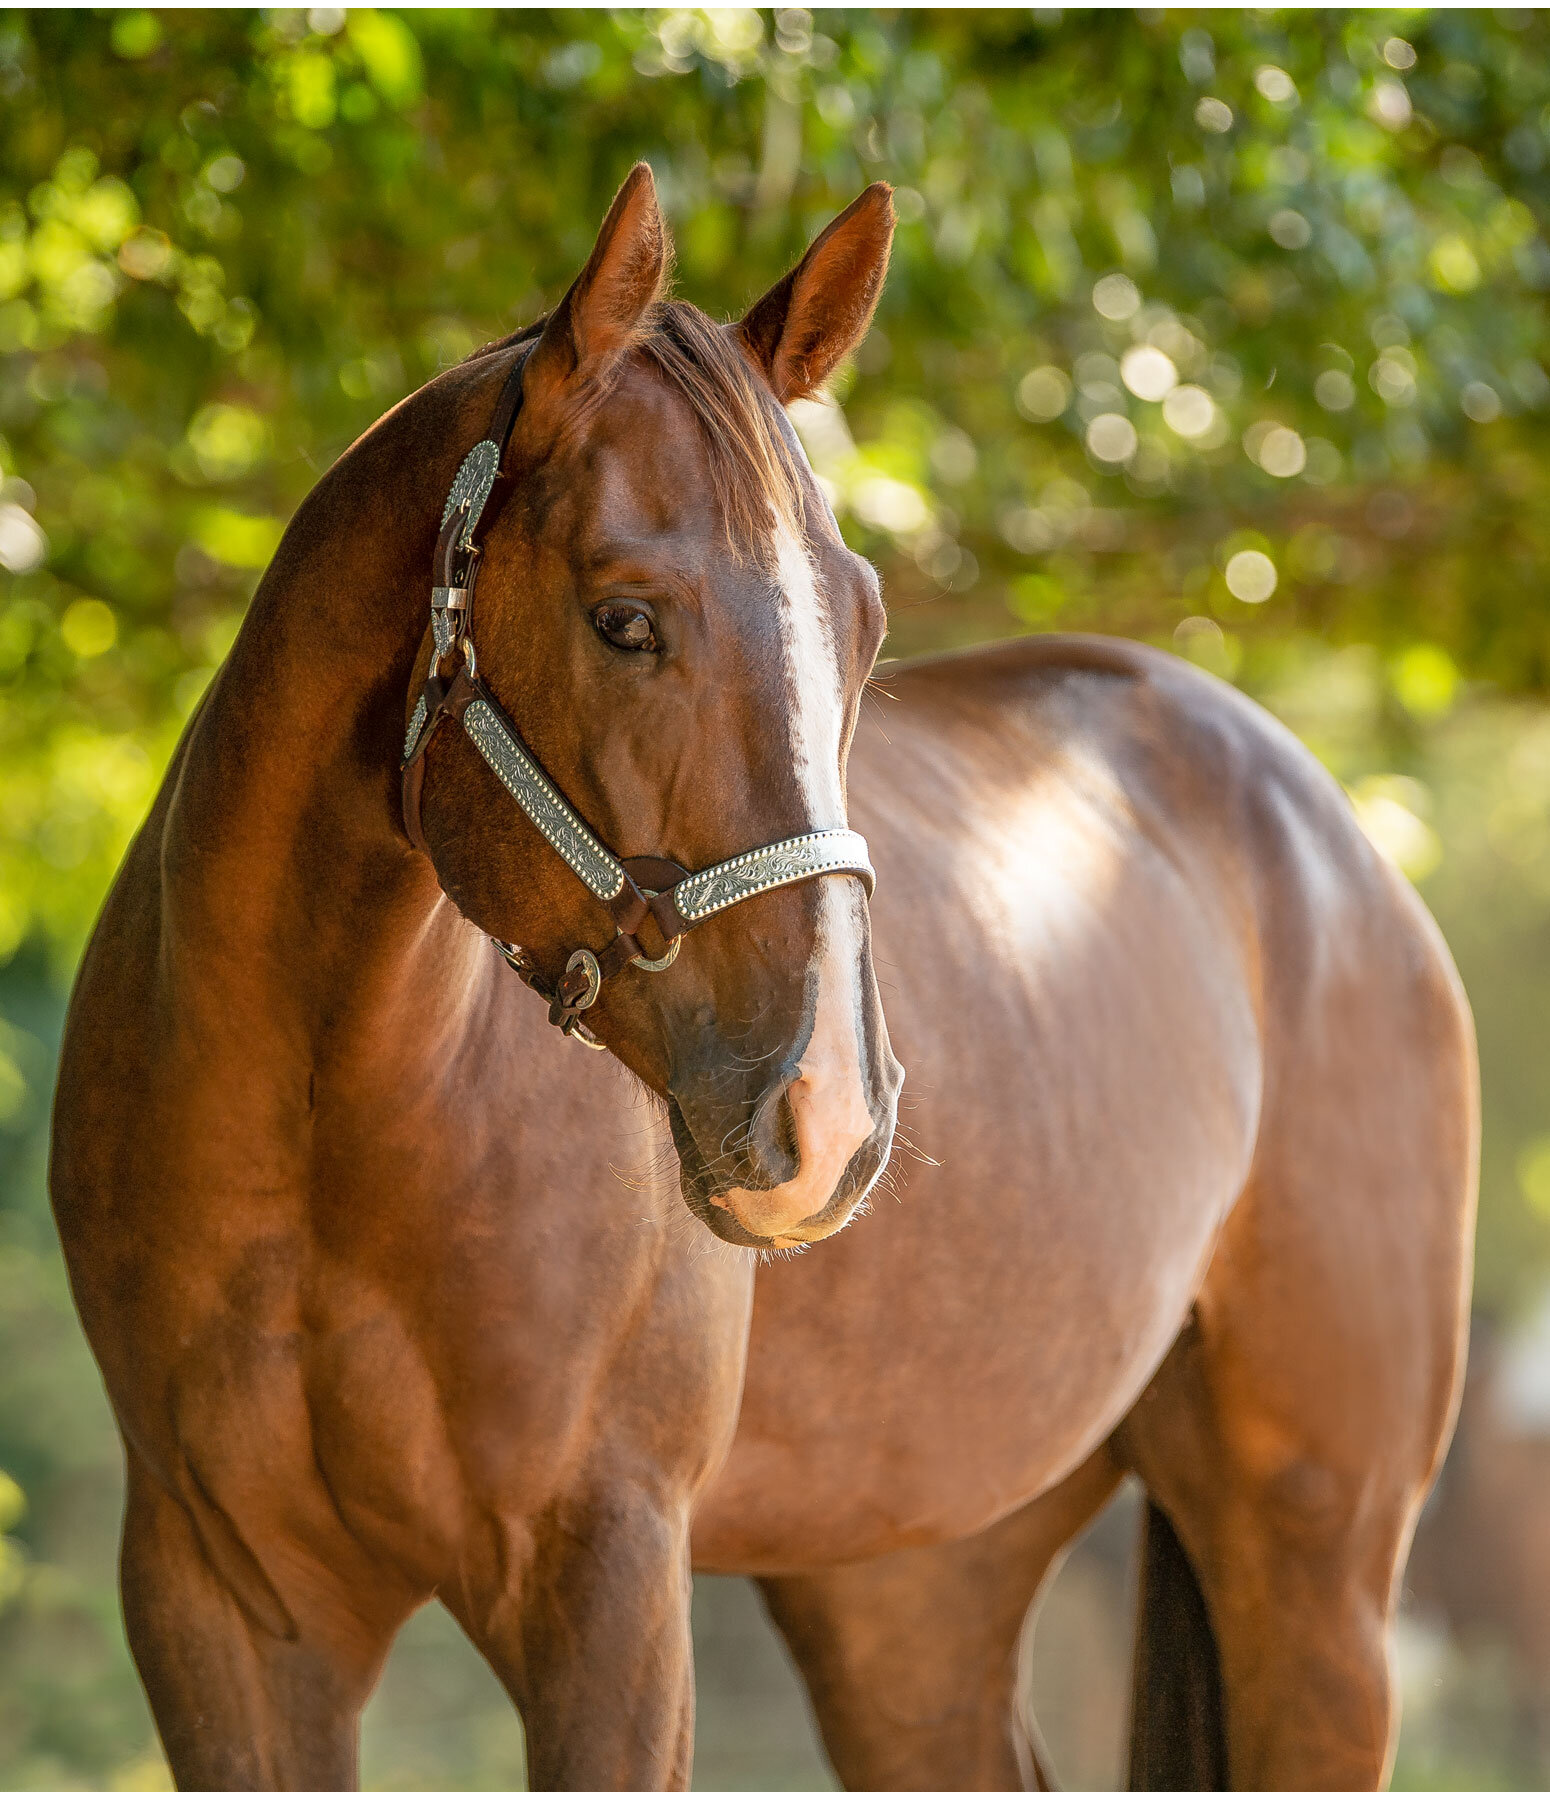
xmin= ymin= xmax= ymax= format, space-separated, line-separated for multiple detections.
xmin=744 ymin=1079 xmax=800 ymax=1189
xmin=773 ymin=1086 xmax=799 ymax=1166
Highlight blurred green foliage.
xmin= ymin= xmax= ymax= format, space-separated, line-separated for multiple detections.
xmin=6 ymin=7 xmax=1550 ymax=1788
xmin=5 ymin=6 xmax=1550 ymax=963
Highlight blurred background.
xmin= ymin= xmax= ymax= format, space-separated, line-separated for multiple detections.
xmin=3 ymin=5 xmax=1550 ymax=1787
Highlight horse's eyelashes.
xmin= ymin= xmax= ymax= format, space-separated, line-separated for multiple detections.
xmin=592 ymin=604 xmax=659 ymax=654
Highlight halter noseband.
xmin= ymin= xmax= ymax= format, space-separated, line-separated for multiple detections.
xmin=401 ymin=349 xmax=875 ymax=1047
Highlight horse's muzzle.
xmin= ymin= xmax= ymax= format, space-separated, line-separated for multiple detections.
xmin=667 ymin=1074 xmax=897 ymax=1250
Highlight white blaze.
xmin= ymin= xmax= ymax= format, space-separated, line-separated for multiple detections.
xmin=771 ymin=519 xmax=846 ymax=825
xmin=717 ymin=521 xmax=874 ymax=1244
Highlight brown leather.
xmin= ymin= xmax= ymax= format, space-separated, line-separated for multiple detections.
xmin=485 ymin=353 xmax=529 ymax=458
xmin=620 ymin=857 xmax=693 ymax=947
xmin=402 ymin=753 xmax=430 ymax=857
xmin=444 ymin=664 xmax=478 ymax=720
xmin=402 ymin=354 xmax=704 ymax=1031
xmin=604 ymin=858 xmax=690 ymax=960
xmin=432 ymin=507 xmax=468 ymax=589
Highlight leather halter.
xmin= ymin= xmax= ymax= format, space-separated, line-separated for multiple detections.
xmin=401 ymin=349 xmax=875 ymax=1046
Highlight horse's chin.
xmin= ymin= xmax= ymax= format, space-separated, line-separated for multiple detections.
xmin=683 ymin=1188 xmax=864 ymax=1252
xmin=685 ymin=1195 xmax=788 ymax=1250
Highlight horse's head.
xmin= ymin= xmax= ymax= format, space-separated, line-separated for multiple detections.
xmin=414 ymin=165 xmax=903 ymax=1250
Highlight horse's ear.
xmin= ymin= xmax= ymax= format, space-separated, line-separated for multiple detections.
xmin=522 ymin=162 xmax=671 ymax=409
xmin=738 ymin=184 xmax=895 ymax=404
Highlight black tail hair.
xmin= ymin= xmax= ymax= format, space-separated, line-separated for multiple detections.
xmin=1127 ymin=1497 xmax=1229 ymax=1789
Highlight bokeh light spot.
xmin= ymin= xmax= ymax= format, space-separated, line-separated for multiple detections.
xmin=1257 ymin=426 xmax=1307 ymax=478
xmin=110 ymin=11 xmax=161 ymax=58
xmin=1092 ymin=273 xmax=1141 ymax=321
xmin=1120 ymin=345 xmax=1178 ymax=402
xmin=1017 ymin=365 xmax=1072 ymax=421
xmin=1254 ymin=65 xmax=1297 ymax=105
xmin=1225 ymin=548 xmax=1278 ymax=602
xmin=1391 ymin=644 xmax=1460 ymax=719
xmin=1269 ymin=208 xmax=1311 ymax=250
xmin=1086 ymin=413 xmax=1138 ymax=464
xmin=1370 ymin=77 xmax=1413 ymax=130
xmin=0 ymin=503 xmax=46 ymax=573
xmin=60 ymin=598 xmax=117 ymax=658
xmin=1461 ymin=380 xmax=1502 ymax=423
xmin=1161 ymin=384 xmax=1217 ymax=439
xmin=1383 ymin=36 xmax=1417 ymax=70
xmin=1315 ymin=369 xmax=1356 ymax=411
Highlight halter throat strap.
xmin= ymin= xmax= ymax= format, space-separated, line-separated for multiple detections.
xmin=400 ymin=347 xmax=875 ymax=1044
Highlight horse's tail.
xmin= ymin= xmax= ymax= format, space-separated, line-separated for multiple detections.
xmin=1126 ymin=1497 xmax=1229 ymax=1790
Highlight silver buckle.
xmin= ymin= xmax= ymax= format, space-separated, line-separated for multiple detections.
xmin=564 ymin=948 xmax=603 ymax=1010
xmin=628 ymin=889 xmax=682 ymax=972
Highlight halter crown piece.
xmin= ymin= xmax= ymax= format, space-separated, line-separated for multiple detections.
xmin=401 ymin=350 xmax=876 ymax=1047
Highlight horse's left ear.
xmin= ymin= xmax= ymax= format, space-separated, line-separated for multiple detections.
xmin=738 ymin=183 xmax=895 ymax=404
xmin=523 ymin=162 xmax=672 ymax=411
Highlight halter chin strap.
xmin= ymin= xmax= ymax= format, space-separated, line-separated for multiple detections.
xmin=401 ymin=347 xmax=875 ymax=1045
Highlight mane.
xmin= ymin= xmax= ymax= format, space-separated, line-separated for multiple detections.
xmin=471 ymin=300 xmax=806 ymax=555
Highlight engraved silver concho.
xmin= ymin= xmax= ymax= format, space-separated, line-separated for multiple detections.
xmin=441 ymin=439 xmax=502 ymax=545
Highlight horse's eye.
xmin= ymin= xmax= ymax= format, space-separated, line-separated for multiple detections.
xmin=593 ymin=604 xmax=658 ymax=653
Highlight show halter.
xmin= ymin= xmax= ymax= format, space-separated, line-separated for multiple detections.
xmin=401 ymin=349 xmax=875 ymax=1046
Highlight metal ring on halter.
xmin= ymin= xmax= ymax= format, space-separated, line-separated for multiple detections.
xmin=462 ymin=634 xmax=478 ymax=681
xmin=629 ymin=889 xmax=682 ymax=972
xmin=564 ymin=947 xmax=603 ymax=1009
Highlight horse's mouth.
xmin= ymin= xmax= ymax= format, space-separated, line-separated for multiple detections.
xmin=665 ymin=1095 xmax=778 ymax=1247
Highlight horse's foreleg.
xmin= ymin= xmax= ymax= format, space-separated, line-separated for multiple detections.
xmin=120 ymin=1451 xmax=406 ymax=1790
xmin=758 ymin=1448 xmax=1122 ymax=1791
xmin=450 ymin=1482 xmax=697 ymax=1791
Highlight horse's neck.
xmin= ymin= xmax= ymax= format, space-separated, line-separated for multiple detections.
xmin=158 ymin=379 xmax=488 ymax=1071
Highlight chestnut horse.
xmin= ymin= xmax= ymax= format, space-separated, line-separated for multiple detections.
xmin=51 ymin=167 xmax=1476 ymax=1791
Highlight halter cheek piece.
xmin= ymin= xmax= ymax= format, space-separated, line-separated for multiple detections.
xmin=401 ymin=350 xmax=875 ymax=1048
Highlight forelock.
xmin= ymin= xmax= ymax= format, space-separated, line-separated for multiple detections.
xmin=637 ymin=301 xmax=806 ymax=556
xmin=469 ymin=301 xmax=808 ymax=557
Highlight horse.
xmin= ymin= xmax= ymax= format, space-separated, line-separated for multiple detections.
xmin=50 ymin=164 xmax=1477 ymax=1790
